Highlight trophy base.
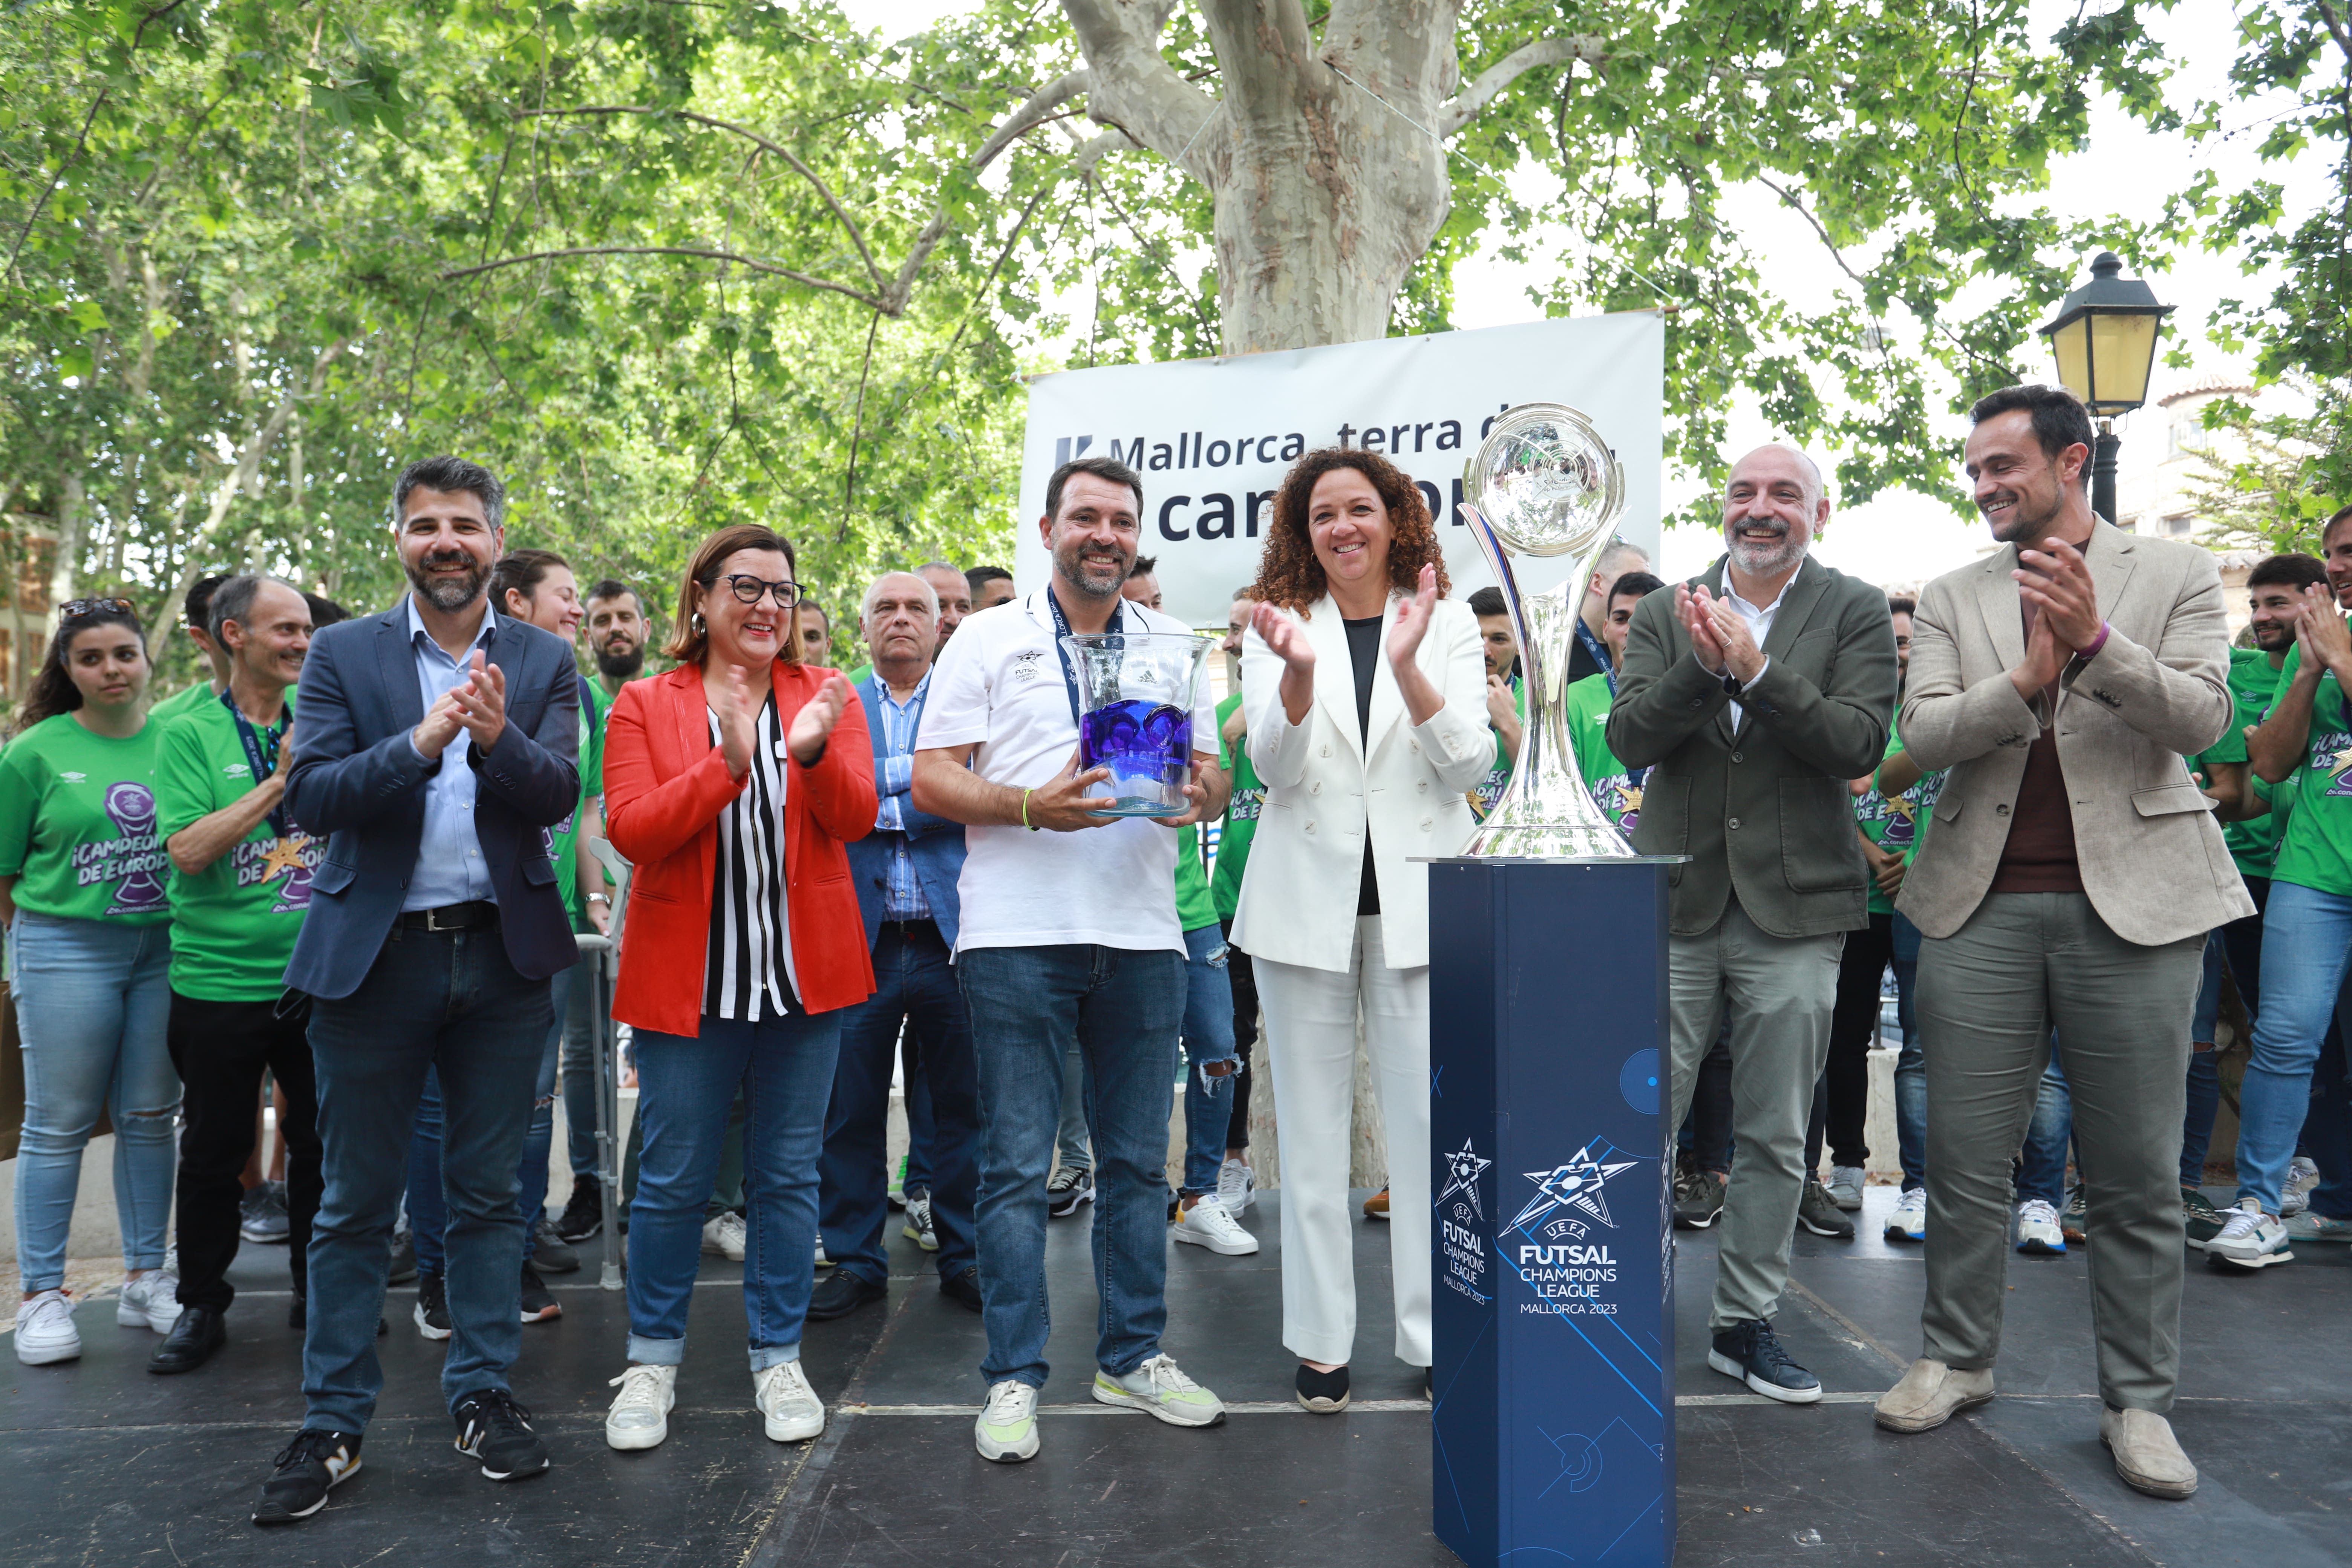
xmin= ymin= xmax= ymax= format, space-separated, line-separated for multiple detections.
xmin=1084 ymin=795 xmax=1188 ymax=818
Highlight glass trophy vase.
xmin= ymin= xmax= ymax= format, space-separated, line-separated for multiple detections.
xmin=1060 ymin=630 xmax=1215 ymax=817
xmin=1462 ymin=519 xmax=1638 ymax=861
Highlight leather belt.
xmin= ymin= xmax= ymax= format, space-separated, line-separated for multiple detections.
xmin=398 ymin=900 xmax=499 ymax=933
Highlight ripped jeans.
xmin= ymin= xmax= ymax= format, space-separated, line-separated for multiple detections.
xmin=9 ymin=912 xmax=179 ymax=1291
xmin=1178 ymin=923 xmax=1238 ymax=1197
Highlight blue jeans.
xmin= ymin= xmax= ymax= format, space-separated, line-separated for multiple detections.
xmin=303 ymin=923 xmax=550 ymax=1433
xmin=2239 ymin=881 xmax=2352 ymax=1214
xmin=2017 ymin=1037 xmax=2071 ymax=1209
xmin=819 ymin=920 xmax=978 ymax=1285
xmin=959 ymin=943 xmax=1185 ymax=1390
xmin=1178 ymin=924 xmax=1238 ymax=1197
xmin=407 ymin=962 xmax=572 ymax=1274
xmin=9 ymin=913 xmax=177 ymax=1289
xmin=1890 ymin=913 xmax=1926 ymax=1190
xmin=626 ymin=1003 xmax=839 ymax=1369
xmin=559 ymin=948 xmax=601 ymax=1179
xmin=2180 ymin=933 xmax=2225 ymax=1187
xmin=904 ymin=1051 xmax=936 ymax=1194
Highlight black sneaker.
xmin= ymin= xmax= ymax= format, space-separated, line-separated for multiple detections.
xmin=252 ymin=1428 xmax=362 ymax=1524
xmin=415 ymin=1272 xmax=452 ymax=1341
xmin=1674 ymin=1170 xmax=1727 ymax=1230
xmin=554 ymin=1176 xmax=603 ymax=1243
xmin=386 ymin=1228 xmax=418 ymax=1286
xmin=807 ymin=1269 xmax=888 ymax=1321
xmin=1707 ymin=1319 xmax=1822 ymax=1404
xmin=452 ymin=1389 xmax=550 ymax=1481
xmin=240 ymin=1181 xmax=291 ymax=1243
xmin=1295 ymin=1363 xmax=1351 ymax=1413
xmin=1796 ymin=1179 xmax=1856 ymax=1240
xmin=529 ymin=1219 xmax=580 ymax=1274
xmin=940 ymin=1265 xmax=983 ymax=1313
xmin=1047 ymin=1167 xmax=1094 ymax=1217
xmin=519 ymin=1263 xmax=561 ymax=1323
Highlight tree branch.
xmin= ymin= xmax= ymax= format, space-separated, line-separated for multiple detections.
xmin=2318 ymin=0 xmax=2352 ymax=65
xmin=516 ymin=106 xmax=888 ymax=291
xmin=436 ymin=246 xmax=886 ymax=311
xmin=1061 ymin=0 xmax=1220 ymax=176
xmin=1440 ymin=35 xmax=1608 ymax=138
xmin=883 ymin=70 xmax=1092 ymax=309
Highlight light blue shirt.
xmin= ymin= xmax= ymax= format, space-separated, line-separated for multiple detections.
xmin=870 ymin=670 xmax=931 ymax=923
xmin=401 ymin=594 xmax=500 ymax=911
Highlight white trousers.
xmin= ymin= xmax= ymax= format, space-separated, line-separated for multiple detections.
xmin=1256 ymin=916 xmax=1432 ymax=1368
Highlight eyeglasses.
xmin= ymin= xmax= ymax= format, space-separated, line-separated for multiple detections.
xmin=720 ymin=574 xmax=802 ymax=609
xmin=61 ymin=597 xmax=135 ymax=620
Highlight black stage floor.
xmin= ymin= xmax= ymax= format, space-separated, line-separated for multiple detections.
xmin=5 ymin=1185 xmax=2349 ymax=1566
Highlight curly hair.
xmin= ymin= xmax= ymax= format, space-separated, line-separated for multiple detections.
xmin=1249 ymin=447 xmax=1450 ymax=616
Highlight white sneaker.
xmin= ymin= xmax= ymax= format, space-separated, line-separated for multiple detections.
xmin=14 ymin=1289 xmax=81 ymax=1365
xmin=2282 ymin=1156 xmax=2320 ymax=1218
xmin=604 ymin=1363 xmax=677 ymax=1451
xmin=118 ymin=1265 xmax=184 ymax=1331
xmin=2014 ymin=1199 xmax=2066 ymax=1256
xmin=1171 ymin=1194 xmax=1260 ymax=1256
xmin=815 ymin=1238 xmax=832 ymax=1268
xmin=754 ymin=1359 xmax=824 ymax=1442
xmin=1216 ymin=1156 xmax=1256 ymax=1216
xmin=1828 ymin=1165 xmax=1866 ymax=1212
xmin=702 ymin=1213 xmax=747 ymax=1262
xmin=2207 ymin=1197 xmax=2292 ymax=1268
xmin=1091 ymin=1353 xmax=1226 ymax=1427
xmin=975 ymin=1378 xmax=1040 ymax=1462
xmin=1884 ymin=1187 xmax=1926 ymax=1243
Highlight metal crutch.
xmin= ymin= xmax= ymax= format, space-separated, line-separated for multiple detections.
xmin=583 ymin=834 xmax=633 ymax=1291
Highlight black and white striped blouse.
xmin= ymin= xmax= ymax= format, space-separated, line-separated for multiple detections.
xmin=704 ymin=695 xmax=799 ymax=1021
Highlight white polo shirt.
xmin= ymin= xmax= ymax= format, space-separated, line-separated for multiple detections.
xmin=917 ymin=589 xmax=1219 ymax=956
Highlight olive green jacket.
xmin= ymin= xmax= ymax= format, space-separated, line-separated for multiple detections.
xmin=1605 ymin=554 xmax=1899 ymax=938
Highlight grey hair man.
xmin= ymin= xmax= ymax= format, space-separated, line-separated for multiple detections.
xmin=917 ymin=560 xmax=974 ymax=648
xmin=1571 ymin=538 xmax=1654 ymax=684
xmin=1607 ymin=441 xmax=1899 ymax=1409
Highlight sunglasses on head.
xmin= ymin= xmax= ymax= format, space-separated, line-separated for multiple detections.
xmin=60 ymin=597 xmax=135 ymax=620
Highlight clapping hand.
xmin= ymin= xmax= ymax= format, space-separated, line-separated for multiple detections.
xmin=1386 ymin=563 xmax=1440 ymax=671
xmin=447 ymin=650 xmax=508 ymax=752
xmin=789 ymin=674 xmax=853 ymax=765
xmin=2296 ymin=582 xmax=2352 ymax=683
xmin=715 ymin=663 xmax=760 ymax=780
xmin=1676 ymin=585 xmax=1730 ymax=675
xmin=2014 ymin=538 xmax=2101 ymax=653
xmin=1251 ymin=601 xmax=1314 ymax=678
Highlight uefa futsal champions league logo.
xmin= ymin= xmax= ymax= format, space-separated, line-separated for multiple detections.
xmin=102 ymin=782 xmax=167 ymax=915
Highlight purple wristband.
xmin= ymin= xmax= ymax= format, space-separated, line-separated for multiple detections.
xmin=2081 ymin=620 xmax=2112 ymax=660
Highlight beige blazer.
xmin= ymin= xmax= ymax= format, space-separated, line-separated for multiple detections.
xmin=1231 ymin=594 xmax=1490 ymax=972
xmin=1896 ymin=520 xmax=2254 ymax=946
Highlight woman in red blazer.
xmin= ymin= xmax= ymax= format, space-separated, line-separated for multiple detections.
xmin=596 ymin=522 xmax=875 ymax=1455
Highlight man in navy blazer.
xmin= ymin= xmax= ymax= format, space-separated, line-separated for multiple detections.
xmin=253 ymin=456 xmax=580 ymax=1526
xmin=812 ymin=572 xmax=984 ymax=1321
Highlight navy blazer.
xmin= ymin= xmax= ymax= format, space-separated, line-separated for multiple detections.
xmin=845 ymin=672 xmax=965 ymax=951
xmin=282 ymin=600 xmax=583 ymax=1000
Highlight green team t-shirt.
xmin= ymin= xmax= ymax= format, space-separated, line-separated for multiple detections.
xmin=2194 ymin=646 xmax=2287 ymax=880
xmin=1852 ymin=727 xmax=1940 ymax=916
xmin=2262 ymin=637 xmax=2352 ymax=896
xmin=1210 ymin=692 xmax=1263 ymax=921
xmin=1174 ymin=822 xmax=1217 ymax=932
xmin=147 ymin=680 xmax=219 ymax=726
xmin=155 ymin=694 xmax=322 ymax=1000
xmin=548 ymin=675 xmax=605 ymax=920
xmin=1564 ymin=674 xmax=1643 ymax=831
xmin=0 ymin=713 xmax=171 ymax=924
xmin=1471 ymin=676 xmax=1528 ymax=820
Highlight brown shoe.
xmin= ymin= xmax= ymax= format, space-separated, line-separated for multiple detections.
xmin=1363 ymin=1188 xmax=1390 ymax=1220
xmin=2099 ymin=1406 xmax=2198 ymax=1499
xmin=1872 ymin=1357 xmax=1995 ymax=1433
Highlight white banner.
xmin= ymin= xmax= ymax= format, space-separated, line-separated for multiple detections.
xmin=1015 ymin=312 xmax=1665 ymax=628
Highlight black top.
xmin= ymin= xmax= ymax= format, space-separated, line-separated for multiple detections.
xmin=1343 ymin=615 xmax=1384 ymax=917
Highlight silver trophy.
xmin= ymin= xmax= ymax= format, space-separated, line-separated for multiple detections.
xmin=1458 ymin=403 xmax=1635 ymax=860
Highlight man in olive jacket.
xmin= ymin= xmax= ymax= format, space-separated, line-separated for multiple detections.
xmin=1608 ymin=444 xmax=1899 ymax=1404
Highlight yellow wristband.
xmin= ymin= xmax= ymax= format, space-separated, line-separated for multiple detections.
xmin=1021 ymin=786 xmax=1037 ymax=830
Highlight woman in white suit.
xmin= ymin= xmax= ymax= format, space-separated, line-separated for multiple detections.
xmin=1233 ymin=448 xmax=1491 ymax=1412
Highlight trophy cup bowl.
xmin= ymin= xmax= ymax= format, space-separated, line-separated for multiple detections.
xmin=1458 ymin=403 xmax=1637 ymax=860
xmin=1059 ymin=630 xmax=1217 ymax=817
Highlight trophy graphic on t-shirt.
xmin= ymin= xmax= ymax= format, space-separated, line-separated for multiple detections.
xmin=102 ymin=781 xmax=167 ymax=914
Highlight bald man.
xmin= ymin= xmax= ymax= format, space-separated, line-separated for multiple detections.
xmin=1571 ymin=539 xmax=1653 ymax=684
xmin=1608 ymin=444 xmax=1899 ymax=1406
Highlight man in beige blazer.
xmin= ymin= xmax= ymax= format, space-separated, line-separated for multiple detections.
xmin=1873 ymin=384 xmax=2251 ymax=1502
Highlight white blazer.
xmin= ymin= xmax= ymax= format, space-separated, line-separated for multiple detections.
xmin=1231 ymin=593 xmax=1491 ymax=973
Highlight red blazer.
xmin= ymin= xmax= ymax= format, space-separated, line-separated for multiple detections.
xmin=603 ymin=661 xmax=878 ymax=1034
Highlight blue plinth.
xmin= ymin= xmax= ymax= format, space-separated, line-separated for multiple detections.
xmin=1427 ymin=857 xmax=1675 ymax=1566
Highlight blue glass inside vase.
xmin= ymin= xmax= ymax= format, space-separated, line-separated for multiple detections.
xmin=1078 ymin=698 xmax=1192 ymax=816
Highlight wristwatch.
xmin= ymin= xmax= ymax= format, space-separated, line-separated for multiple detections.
xmin=1721 ymin=669 xmax=1744 ymax=696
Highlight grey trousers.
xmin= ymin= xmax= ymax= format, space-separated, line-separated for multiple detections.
xmin=1668 ymin=902 xmax=1844 ymax=1331
xmin=1916 ymin=892 xmax=2202 ymax=1412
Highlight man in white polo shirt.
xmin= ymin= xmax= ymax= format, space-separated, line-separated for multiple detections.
xmin=913 ymin=453 xmax=1231 ymax=1464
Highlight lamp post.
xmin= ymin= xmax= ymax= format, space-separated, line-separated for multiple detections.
xmin=2037 ymin=252 xmax=2174 ymax=525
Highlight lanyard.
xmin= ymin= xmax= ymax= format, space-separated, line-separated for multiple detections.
xmin=219 ymin=686 xmax=296 ymax=839
xmin=1574 ymin=617 xmax=1615 ymax=696
xmin=1042 ymin=586 xmax=1128 ymax=733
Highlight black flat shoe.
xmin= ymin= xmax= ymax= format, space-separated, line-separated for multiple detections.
xmin=939 ymin=1266 xmax=983 ymax=1313
xmin=806 ymin=1270 xmax=887 ymax=1321
xmin=149 ymin=1305 xmax=228 ymax=1374
xmin=1295 ymin=1363 xmax=1350 ymax=1413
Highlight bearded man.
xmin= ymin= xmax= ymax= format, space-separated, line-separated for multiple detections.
xmin=1606 ymin=443 xmax=1899 ymax=1407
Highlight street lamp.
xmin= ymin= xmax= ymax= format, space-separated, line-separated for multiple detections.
xmin=2037 ymin=251 xmax=2174 ymax=524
